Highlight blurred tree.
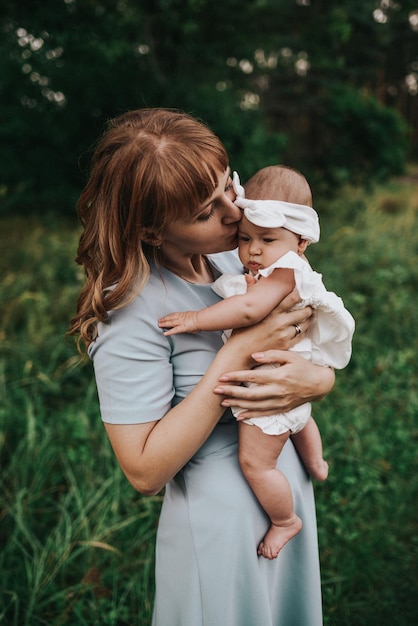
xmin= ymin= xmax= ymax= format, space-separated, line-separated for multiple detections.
xmin=0 ymin=0 xmax=416 ymax=213
xmin=223 ymin=0 xmax=416 ymax=183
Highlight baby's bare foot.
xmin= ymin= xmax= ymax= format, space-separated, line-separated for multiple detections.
xmin=305 ymin=459 xmax=329 ymax=482
xmin=258 ymin=515 xmax=302 ymax=560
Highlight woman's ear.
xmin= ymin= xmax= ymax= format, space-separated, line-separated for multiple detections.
xmin=141 ymin=227 xmax=163 ymax=247
xmin=298 ymin=237 xmax=309 ymax=255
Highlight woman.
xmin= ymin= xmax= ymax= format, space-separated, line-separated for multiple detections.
xmin=70 ymin=108 xmax=334 ymax=625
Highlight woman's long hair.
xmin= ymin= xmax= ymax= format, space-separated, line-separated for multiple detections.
xmin=69 ymin=108 xmax=228 ymax=349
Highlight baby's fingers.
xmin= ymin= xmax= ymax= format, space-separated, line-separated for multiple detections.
xmin=162 ymin=326 xmax=183 ymax=336
xmin=158 ymin=313 xmax=179 ymax=327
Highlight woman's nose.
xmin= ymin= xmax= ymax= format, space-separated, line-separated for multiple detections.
xmin=222 ymin=196 xmax=242 ymax=224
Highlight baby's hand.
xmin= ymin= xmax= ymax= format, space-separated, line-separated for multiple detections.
xmin=244 ymin=273 xmax=257 ymax=288
xmin=158 ymin=311 xmax=200 ymax=336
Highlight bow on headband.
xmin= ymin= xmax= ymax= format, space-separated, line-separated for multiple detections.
xmin=232 ymin=171 xmax=320 ymax=244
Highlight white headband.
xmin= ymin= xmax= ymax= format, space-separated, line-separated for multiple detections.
xmin=232 ymin=171 xmax=320 ymax=244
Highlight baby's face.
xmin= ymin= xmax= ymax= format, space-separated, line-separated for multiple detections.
xmin=237 ymin=216 xmax=302 ymax=273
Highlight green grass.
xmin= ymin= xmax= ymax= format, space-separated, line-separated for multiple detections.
xmin=1 ymin=173 xmax=418 ymax=625
xmin=311 ymin=173 xmax=418 ymax=625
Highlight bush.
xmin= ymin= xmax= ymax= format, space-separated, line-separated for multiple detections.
xmin=312 ymin=85 xmax=409 ymax=186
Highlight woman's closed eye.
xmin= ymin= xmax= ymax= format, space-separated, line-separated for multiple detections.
xmin=197 ymin=206 xmax=215 ymax=221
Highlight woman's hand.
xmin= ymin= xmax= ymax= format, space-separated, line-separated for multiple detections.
xmin=213 ymin=350 xmax=335 ymax=419
xmin=229 ymin=287 xmax=313 ymax=354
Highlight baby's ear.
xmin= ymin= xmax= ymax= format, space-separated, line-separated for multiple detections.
xmin=298 ymin=238 xmax=309 ymax=254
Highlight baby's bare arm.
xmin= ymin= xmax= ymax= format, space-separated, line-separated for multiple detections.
xmin=159 ymin=268 xmax=294 ymax=336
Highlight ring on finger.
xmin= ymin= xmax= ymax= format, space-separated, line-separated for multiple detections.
xmin=293 ymin=323 xmax=302 ymax=338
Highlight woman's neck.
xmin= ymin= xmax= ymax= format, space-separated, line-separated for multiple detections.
xmin=162 ymin=253 xmax=214 ymax=284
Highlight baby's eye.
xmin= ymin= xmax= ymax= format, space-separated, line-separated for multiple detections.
xmin=238 ymin=234 xmax=250 ymax=242
xmin=263 ymin=238 xmax=275 ymax=243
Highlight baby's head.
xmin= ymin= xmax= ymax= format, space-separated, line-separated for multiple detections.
xmin=244 ymin=165 xmax=312 ymax=207
xmin=233 ymin=165 xmax=319 ymax=267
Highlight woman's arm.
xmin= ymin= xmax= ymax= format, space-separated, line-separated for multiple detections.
xmin=104 ymin=290 xmax=311 ymax=496
xmin=105 ymin=332 xmax=255 ymax=495
xmin=159 ymin=268 xmax=294 ymax=336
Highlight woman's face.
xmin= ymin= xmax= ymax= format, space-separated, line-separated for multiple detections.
xmin=162 ymin=169 xmax=241 ymax=257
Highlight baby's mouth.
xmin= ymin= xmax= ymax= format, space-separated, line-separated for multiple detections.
xmin=248 ymin=261 xmax=261 ymax=271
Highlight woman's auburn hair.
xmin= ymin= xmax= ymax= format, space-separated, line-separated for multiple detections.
xmin=69 ymin=108 xmax=228 ymax=350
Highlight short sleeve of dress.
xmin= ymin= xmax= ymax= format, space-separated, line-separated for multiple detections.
xmin=88 ymin=281 xmax=175 ymax=424
xmin=88 ymin=251 xmax=243 ymax=425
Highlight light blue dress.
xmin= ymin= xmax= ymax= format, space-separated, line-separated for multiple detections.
xmin=88 ymin=251 xmax=323 ymax=626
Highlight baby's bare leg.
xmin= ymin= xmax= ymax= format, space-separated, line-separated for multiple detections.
xmin=291 ymin=416 xmax=329 ymax=481
xmin=238 ymin=422 xmax=302 ymax=560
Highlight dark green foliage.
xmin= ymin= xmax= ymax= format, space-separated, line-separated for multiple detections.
xmin=310 ymin=85 xmax=410 ymax=184
xmin=0 ymin=0 xmax=416 ymax=214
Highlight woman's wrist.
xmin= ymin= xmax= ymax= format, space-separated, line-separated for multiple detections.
xmin=306 ymin=363 xmax=335 ymax=402
xmin=216 ymin=331 xmax=255 ymax=370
